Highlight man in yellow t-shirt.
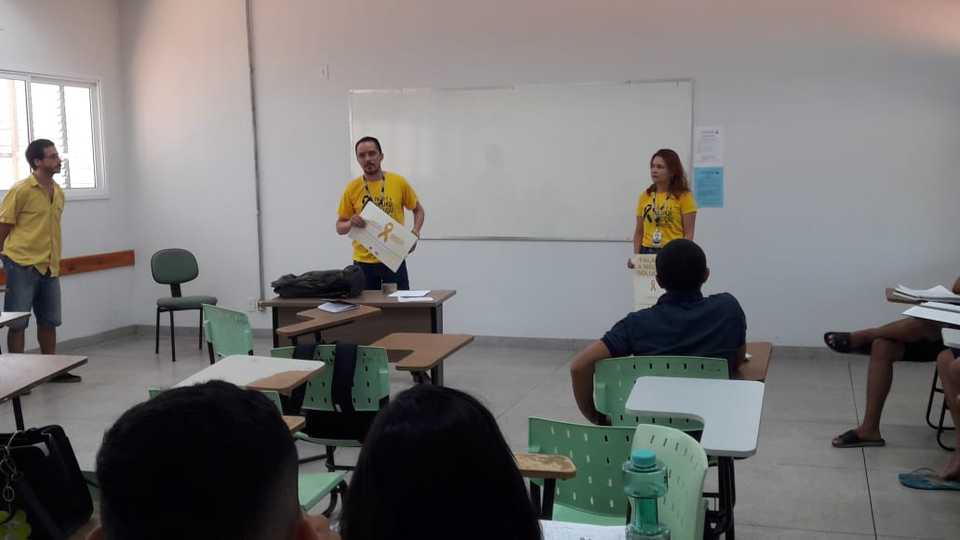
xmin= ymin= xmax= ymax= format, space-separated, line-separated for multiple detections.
xmin=336 ymin=136 xmax=425 ymax=290
xmin=0 ymin=139 xmax=80 ymax=382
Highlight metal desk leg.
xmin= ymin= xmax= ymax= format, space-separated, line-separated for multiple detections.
xmin=430 ymin=362 xmax=445 ymax=387
xmin=530 ymin=481 xmax=542 ymax=516
xmin=542 ymin=479 xmax=556 ymax=520
xmin=272 ymin=307 xmax=280 ymax=348
xmin=12 ymin=397 xmax=25 ymax=431
xmin=431 ymin=305 xmax=444 ymax=334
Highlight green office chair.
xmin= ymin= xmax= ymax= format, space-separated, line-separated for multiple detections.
xmin=151 ymin=248 xmax=217 ymax=363
xmin=630 ymin=424 xmax=709 ymax=540
xmin=203 ymin=304 xmax=254 ymax=364
xmin=144 ymin=386 xmax=347 ymax=515
xmin=271 ymin=344 xmax=391 ymax=471
xmin=527 ymin=417 xmax=635 ymax=525
xmin=594 ymin=356 xmax=728 ymax=429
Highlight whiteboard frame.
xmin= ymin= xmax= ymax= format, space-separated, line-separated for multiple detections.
xmin=347 ymin=78 xmax=695 ymax=242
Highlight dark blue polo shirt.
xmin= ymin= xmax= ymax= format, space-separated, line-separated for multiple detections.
xmin=601 ymin=290 xmax=746 ymax=374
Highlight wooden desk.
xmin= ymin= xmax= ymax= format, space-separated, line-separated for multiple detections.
xmin=626 ymin=377 xmax=765 ymax=538
xmin=515 ymin=452 xmax=576 ymax=520
xmin=283 ymin=415 xmax=306 ymax=433
xmin=174 ymin=355 xmax=324 ymax=395
xmin=277 ymin=305 xmax=381 ymax=345
xmin=262 ymin=289 xmax=457 ymax=347
xmin=0 ymin=353 xmax=88 ymax=430
xmin=737 ymin=342 xmax=773 ymax=381
xmin=370 ymin=332 xmax=474 ymax=386
xmin=0 ymin=312 xmax=31 ymax=354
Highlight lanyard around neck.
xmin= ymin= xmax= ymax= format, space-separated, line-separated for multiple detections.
xmin=363 ymin=174 xmax=386 ymax=206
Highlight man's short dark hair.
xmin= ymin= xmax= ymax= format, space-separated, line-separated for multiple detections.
xmin=96 ymin=381 xmax=299 ymax=540
xmin=655 ymin=239 xmax=708 ymax=292
xmin=25 ymin=139 xmax=55 ymax=171
xmin=354 ymin=136 xmax=382 ymax=154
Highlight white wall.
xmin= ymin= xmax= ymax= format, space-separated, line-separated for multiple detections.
xmin=120 ymin=0 xmax=262 ymax=328
xmin=119 ymin=0 xmax=960 ymax=346
xmin=0 ymin=0 xmax=134 ymax=343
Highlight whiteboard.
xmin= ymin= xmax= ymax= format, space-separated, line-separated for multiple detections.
xmin=349 ymin=80 xmax=692 ymax=241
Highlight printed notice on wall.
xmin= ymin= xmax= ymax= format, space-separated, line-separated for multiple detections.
xmin=694 ymin=166 xmax=724 ymax=208
xmin=693 ymin=126 xmax=723 ymax=167
xmin=693 ymin=126 xmax=724 ymax=208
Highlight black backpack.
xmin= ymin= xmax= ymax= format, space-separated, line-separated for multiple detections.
xmin=270 ymin=265 xmax=365 ymax=299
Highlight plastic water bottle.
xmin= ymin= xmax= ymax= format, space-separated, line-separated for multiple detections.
xmin=622 ymin=449 xmax=670 ymax=540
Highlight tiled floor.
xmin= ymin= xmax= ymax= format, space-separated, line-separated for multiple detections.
xmin=5 ymin=332 xmax=959 ymax=539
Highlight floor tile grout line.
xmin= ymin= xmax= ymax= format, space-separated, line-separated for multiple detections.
xmin=848 ymin=360 xmax=879 ymax=540
xmin=737 ymin=520 xmax=876 ymax=537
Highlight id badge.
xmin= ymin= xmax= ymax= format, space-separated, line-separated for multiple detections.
xmin=652 ymin=229 xmax=663 ymax=247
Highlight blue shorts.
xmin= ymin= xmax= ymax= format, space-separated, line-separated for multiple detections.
xmin=2 ymin=255 xmax=61 ymax=330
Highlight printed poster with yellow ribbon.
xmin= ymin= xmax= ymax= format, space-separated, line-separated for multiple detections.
xmin=348 ymin=202 xmax=418 ymax=272
xmin=631 ymin=254 xmax=664 ymax=310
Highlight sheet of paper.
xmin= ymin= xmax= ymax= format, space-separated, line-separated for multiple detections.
xmin=389 ymin=290 xmax=431 ymax=298
xmin=903 ymin=306 xmax=960 ymax=327
xmin=694 ymin=166 xmax=724 ymax=208
xmin=943 ymin=329 xmax=960 ymax=349
xmin=317 ymin=302 xmax=358 ymax=313
xmin=347 ymin=202 xmax=418 ymax=272
xmin=631 ymin=254 xmax=664 ymax=310
xmin=895 ymin=284 xmax=960 ymax=301
xmin=694 ymin=126 xmax=723 ymax=167
xmin=923 ymin=302 xmax=960 ymax=314
xmin=397 ymin=296 xmax=435 ymax=303
xmin=540 ymin=520 xmax=625 ymax=540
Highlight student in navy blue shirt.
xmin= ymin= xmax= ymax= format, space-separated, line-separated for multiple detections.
xmin=571 ymin=239 xmax=747 ymax=425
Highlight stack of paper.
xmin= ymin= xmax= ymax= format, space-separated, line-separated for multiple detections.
xmin=388 ymin=290 xmax=431 ymax=298
xmin=893 ymin=285 xmax=960 ymax=304
xmin=317 ymin=302 xmax=359 ymax=314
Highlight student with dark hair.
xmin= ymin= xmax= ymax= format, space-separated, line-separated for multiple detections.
xmin=572 ymin=239 xmax=746 ymax=425
xmin=336 ymin=136 xmax=426 ymax=290
xmin=0 ymin=139 xmax=80 ymax=381
xmin=90 ymin=381 xmax=334 ymax=540
xmin=339 ymin=385 xmax=542 ymax=540
xmin=627 ymin=148 xmax=697 ymax=268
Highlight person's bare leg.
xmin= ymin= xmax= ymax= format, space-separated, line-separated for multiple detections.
xmin=7 ymin=328 xmax=25 ymax=354
xmin=37 ymin=325 xmax=56 ymax=355
xmin=834 ymin=337 xmax=903 ymax=445
xmin=937 ymin=350 xmax=960 ymax=479
xmin=848 ymin=318 xmax=940 ymax=350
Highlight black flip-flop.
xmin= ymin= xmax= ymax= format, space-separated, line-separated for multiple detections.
xmin=824 ymin=332 xmax=870 ymax=355
xmin=832 ymin=429 xmax=885 ymax=448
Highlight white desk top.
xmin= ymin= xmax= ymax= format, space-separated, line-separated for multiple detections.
xmin=625 ymin=376 xmax=765 ymax=458
xmin=0 ymin=312 xmax=30 ymax=326
xmin=174 ymin=355 xmax=324 ymax=394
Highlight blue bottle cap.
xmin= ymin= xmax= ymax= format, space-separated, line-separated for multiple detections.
xmin=631 ymin=449 xmax=657 ymax=468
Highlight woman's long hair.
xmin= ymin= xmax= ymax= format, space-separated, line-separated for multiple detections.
xmin=645 ymin=148 xmax=690 ymax=197
xmin=340 ymin=385 xmax=542 ymax=540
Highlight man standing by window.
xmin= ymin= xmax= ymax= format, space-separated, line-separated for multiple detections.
xmin=0 ymin=139 xmax=79 ymax=382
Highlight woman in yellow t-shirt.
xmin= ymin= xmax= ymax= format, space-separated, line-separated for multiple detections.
xmin=627 ymin=148 xmax=697 ymax=268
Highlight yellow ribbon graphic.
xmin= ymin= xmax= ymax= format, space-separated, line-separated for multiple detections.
xmin=377 ymin=222 xmax=394 ymax=242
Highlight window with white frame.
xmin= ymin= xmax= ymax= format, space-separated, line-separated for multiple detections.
xmin=0 ymin=71 xmax=105 ymax=196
